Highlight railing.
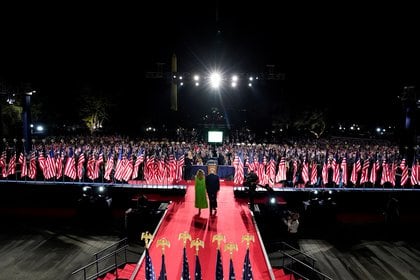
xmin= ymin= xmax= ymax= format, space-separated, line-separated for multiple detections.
xmin=281 ymin=252 xmax=333 ymax=280
xmin=72 ymin=238 xmax=132 ymax=280
xmin=279 ymin=241 xmax=317 ymax=269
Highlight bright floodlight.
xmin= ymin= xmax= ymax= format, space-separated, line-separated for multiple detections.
xmin=231 ymin=75 xmax=238 ymax=82
xmin=231 ymin=82 xmax=237 ymax=88
xmin=195 ymin=82 xmax=200 ymax=86
xmin=248 ymin=83 xmax=252 ymax=87
xmin=193 ymin=74 xmax=200 ymax=81
xmin=36 ymin=125 xmax=44 ymax=132
xmin=209 ymin=72 xmax=222 ymax=88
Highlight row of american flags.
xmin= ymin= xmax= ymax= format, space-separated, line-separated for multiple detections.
xmin=0 ymin=147 xmax=185 ymax=183
xmin=234 ymin=153 xmax=420 ymax=188
xmin=1 ymin=146 xmax=419 ymax=187
xmin=144 ymin=244 xmax=253 ymax=280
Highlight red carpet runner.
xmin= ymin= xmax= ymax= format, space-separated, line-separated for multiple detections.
xmin=132 ymin=184 xmax=274 ymax=280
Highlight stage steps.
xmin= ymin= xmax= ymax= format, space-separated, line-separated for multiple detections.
xmin=98 ymin=263 xmax=136 ymax=280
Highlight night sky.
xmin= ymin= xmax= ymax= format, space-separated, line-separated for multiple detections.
xmin=1 ymin=3 xmax=419 ymax=133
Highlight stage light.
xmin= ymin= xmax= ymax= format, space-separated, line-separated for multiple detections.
xmin=248 ymin=83 xmax=252 ymax=87
xmin=82 ymin=186 xmax=93 ymax=197
xmin=269 ymin=197 xmax=276 ymax=204
xmin=231 ymin=75 xmax=238 ymax=82
xmin=231 ymin=82 xmax=237 ymax=88
xmin=195 ymin=82 xmax=200 ymax=86
xmin=98 ymin=186 xmax=105 ymax=193
xmin=193 ymin=74 xmax=200 ymax=81
xmin=209 ymin=72 xmax=222 ymax=88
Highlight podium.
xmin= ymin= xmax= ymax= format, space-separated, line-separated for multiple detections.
xmin=207 ymin=159 xmax=218 ymax=175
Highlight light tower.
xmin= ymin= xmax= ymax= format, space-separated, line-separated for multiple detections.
xmin=170 ymin=53 xmax=178 ymax=111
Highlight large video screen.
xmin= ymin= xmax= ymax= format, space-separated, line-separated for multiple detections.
xmin=208 ymin=131 xmax=223 ymax=143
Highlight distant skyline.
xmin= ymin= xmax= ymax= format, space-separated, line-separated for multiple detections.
xmin=1 ymin=3 xmax=419 ymax=131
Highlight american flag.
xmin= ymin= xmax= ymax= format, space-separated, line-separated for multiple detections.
xmin=229 ymin=258 xmax=236 ymax=280
xmin=301 ymin=160 xmax=309 ymax=185
xmin=77 ymin=151 xmax=85 ymax=180
xmin=176 ymin=153 xmax=184 ymax=182
xmin=28 ymin=151 xmax=37 ymax=180
xmin=321 ymin=161 xmax=328 ymax=186
xmin=56 ymin=150 xmax=64 ymax=179
xmin=400 ymin=159 xmax=408 ymax=187
xmin=38 ymin=152 xmax=46 ymax=178
xmin=19 ymin=152 xmax=28 ymax=178
xmin=242 ymin=249 xmax=253 ymax=280
xmin=310 ymin=162 xmax=317 ymax=186
xmin=145 ymin=249 xmax=156 ymax=280
xmin=0 ymin=150 xmax=6 ymax=178
xmin=7 ymin=151 xmax=17 ymax=176
xmin=132 ymin=149 xmax=144 ymax=180
xmin=86 ymin=153 xmax=96 ymax=180
xmin=234 ymin=154 xmax=244 ymax=185
xmin=341 ymin=157 xmax=348 ymax=186
xmin=215 ymin=249 xmax=223 ymax=280
xmin=94 ymin=151 xmax=103 ymax=180
xmin=194 ymin=255 xmax=202 ymax=280
xmin=181 ymin=247 xmax=190 ymax=280
xmin=275 ymin=157 xmax=287 ymax=183
xmin=64 ymin=148 xmax=77 ymax=180
xmin=158 ymin=254 xmax=167 ymax=280
xmin=411 ymin=160 xmax=418 ymax=186
xmin=369 ymin=159 xmax=379 ymax=185
xmin=359 ymin=159 xmax=370 ymax=184
xmin=104 ymin=151 xmax=114 ymax=181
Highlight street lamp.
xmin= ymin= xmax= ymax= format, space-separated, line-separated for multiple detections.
xmin=22 ymin=90 xmax=36 ymax=152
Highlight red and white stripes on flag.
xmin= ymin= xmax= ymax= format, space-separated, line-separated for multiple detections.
xmin=28 ymin=151 xmax=37 ymax=180
xmin=0 ymin=150 xmax=6 ymax=178
xmin=267 ymin=158 xmax=276 ymax=186
xmin=233 ymin=155 xmax=244 ymax=185
xmin=400 ymin=159 xmax=408 ymax=187
xmin=341 ymin=157 xmax=348 ymax=186
xmin=56 ymin=151 xmax=64 ymax=179
xmin=19 ymin=152 xmax=28 ymax=178
xmin=301 ymin=160 xmax=309 ymax=185
xmin=321 ymin=161 xmax=328 ymax=186
xmin=275 ymin=157 xmax=287 ymax=183
xmin=7 ymin=152 xmax=17 ymax=176
xmin=411 ymin=161 xmax=419 ymax=186
xmin=310 ymin=162 xmax=318 ymax=185
xmin=86 ymin=153 xmax=96 ymax=180
xmin=64 ymin=150 xmax=77 ymax=180
xmin=77 ymin=152 xmax=85 ymax=180
xmin=104 ymin=153 xmax=114 ymax=181
xmin=359 ymin=159 xmax=370 ymax=184
xmin=131 ymin=151 xmax=144 ymax=180
xmin=369 ymin=160 xmax=379 ymax=185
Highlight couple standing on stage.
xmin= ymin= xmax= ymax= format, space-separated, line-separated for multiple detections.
xmin=194 ymin=169 xmax=220 ymax=215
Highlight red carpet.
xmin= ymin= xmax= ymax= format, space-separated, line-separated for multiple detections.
xmin=132 ymin=184 xmax=273 ymax=279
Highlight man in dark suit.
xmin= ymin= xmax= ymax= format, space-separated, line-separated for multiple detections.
xmin=205 ymin=169 xmax=220 ymax=215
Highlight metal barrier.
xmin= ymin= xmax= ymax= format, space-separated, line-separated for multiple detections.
xmin=72 ymin=238 xmax=131 ymax=280
xmin=280 ymin=241 xmax=317 ymax=269
xmin=281 ymin=252 xmax=333 ymax=280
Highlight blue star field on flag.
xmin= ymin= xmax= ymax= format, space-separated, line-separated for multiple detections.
xmin=194 ymin=255 xmax=202 ymax=280
xmin=158 ymin=254 xmax=167 ymax=280
xmin=229 ymin=258 xmax=236 ymax=280
xmin=215 ymin=249 xmax=224 ymax=280
xmin=181 ymin=247 xmax=190 ymax=280
xmin=145 ymin=249 xmax=157 ymax=280
xmin=242 ymin=249 xmax=253 ymax=280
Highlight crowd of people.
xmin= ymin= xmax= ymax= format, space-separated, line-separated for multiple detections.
xmin=0 ymin=134 xmax=418 ymax=188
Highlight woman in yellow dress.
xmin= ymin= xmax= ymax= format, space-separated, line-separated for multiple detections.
xmin=194 ymin=169 xmax=208 ymax=215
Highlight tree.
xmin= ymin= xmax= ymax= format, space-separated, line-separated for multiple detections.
xmin=1 ymin=104 xmax=22 ymax=137
xmin=80 ymin=94 xmax=110 ymax=134
xmin=293 ymin=110 xmax=326 ymax=138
